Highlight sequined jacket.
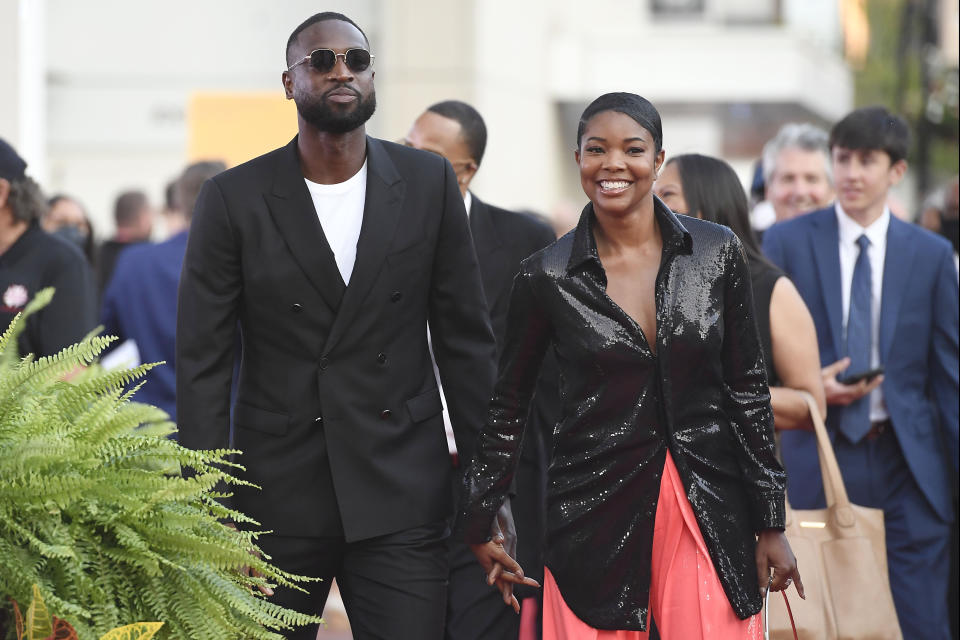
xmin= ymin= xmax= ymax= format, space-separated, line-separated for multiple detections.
xmin=457 ymin=201 xmax=786 ymax=631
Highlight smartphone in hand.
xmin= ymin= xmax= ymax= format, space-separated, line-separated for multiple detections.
xmin=838 ymin=366 xmax=884 ymax=386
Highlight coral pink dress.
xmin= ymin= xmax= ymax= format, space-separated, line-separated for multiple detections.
xmin=542 ymin=451 xmax=763 ymax=640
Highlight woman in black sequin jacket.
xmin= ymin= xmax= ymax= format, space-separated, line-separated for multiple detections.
xmin=456 ymin=93 xmax=803 ymax=635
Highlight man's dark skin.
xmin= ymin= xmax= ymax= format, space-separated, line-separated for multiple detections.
xmin=272 ymin=18 xmax=534 ymax=608
xmin=282 ymin=20 xmax=370 ymax=184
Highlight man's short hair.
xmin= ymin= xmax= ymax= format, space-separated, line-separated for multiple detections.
xmin=6 ymin=176 xmax=46 ymax=225
xmin=762 ymin=123 xmax=832 ymax=184
xmin=286 ymin=12 xmax=369 ymax=67
xmin=829 ymin=106 xmax=911 ymax=165
xmin=113 ymin=190 xmax=149 ymax=228
xmin=176 ymin=161 xmax=227 ymax=220
xmin=426 ymin=100 xmax=488 ymax=165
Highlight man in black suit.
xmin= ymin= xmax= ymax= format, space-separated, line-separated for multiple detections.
xmin=176 ymin=14 xmax=515 ymax=640
xmin=405 ymin=101 xmax=558 ymax=640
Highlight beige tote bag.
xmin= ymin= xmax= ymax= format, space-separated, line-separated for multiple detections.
xmin=767 ymin=391 xmax=902 ymax=640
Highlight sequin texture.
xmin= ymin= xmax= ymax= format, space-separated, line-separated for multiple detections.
xmin=456 ymin=200 xmax=786 ymax=631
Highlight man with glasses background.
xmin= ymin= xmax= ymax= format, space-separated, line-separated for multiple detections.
xmin=176 ymin=12 xmax=521 ymax=640
xmin=405 ymin=101 xmax=558 ymax=640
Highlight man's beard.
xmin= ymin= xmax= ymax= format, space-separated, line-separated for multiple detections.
xmin=295 ymin=86 xmax=377 ymax=134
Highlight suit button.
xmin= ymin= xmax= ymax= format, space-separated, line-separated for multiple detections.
xmin=290 ymin=303 xmax=303 ymax=313
xmin=314 ymin=416 xmax=323 ymax=425
xmin=377 ymin=352 xmax=387 ymax=364
xmin=320 ymin=357 xmax=328 ymax=370
xmin=380 ymin=409 xmax=392 ymax=420
xmin=390 ymin=291 xmax=402 ymax=302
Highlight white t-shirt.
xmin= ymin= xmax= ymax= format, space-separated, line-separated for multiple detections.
xmin=304 ymin=160 xmax=368 ymax=285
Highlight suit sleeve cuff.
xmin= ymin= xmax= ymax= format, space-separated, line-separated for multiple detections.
xmin=752 ymin=492 xmax=785 ymax=532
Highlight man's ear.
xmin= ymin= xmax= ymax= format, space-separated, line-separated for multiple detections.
xmin=0 ymin=179 xmax=10 ymax=210
xmin=282 ymin=71 xmax=294 ymax=99
xmin=889 ymin=159 xmax=908 ymax=185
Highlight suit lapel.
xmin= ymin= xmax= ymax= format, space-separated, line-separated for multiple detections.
xmin=469 ymin=195 xmax=506 ymax=300
xmin=879 ymin=217 xmax=915 ymax=360
xmin=811 ymin=208 xmax=844 ymax=357
xmin=323 ymin=137 xmax=405 ymax=353
xmin=263 ymin=137 xmax=346 ymax=312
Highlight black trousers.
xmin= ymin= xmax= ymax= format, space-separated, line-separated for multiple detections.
xmin=445 ymin=458 xmax=546 ymax=640
xmin=445 ymin=538 xmax=520 ymax=640
xmin=257 ymin=522 xmax=449 ymax=640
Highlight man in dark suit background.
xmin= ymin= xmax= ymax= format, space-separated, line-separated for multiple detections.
xmin=176 ymin=14 xmax=521 ymax=640
xmin=764 ymin=106 xmax=958 ymax=639
xmin=405 ymin=101 xmax=558 ymax=639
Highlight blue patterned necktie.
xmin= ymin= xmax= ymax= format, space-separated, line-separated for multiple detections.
xmin=842 ymin=234 xmax=873 ymax=442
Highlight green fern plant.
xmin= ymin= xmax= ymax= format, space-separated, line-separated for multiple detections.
xmin=0 ymin=288 xmax=322 ymax=639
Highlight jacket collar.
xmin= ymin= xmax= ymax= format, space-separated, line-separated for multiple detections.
xmin=264 ymin=137 xmax=346 ymax=313
xmin=566 ymin=196 xmax=692 ymax=275
xmin=263 ymin=135 xmax=405 ymax=341
xmin=321 ymin=136 xmax=405 ymax=354
xmin=468 ymin=194 xmax=502 ymax=256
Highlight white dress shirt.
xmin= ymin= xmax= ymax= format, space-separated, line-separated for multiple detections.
xmin=836 ymin=203 xmax=889 ymax=421
xmin=304 ymin=160 xmax=368 ymax=285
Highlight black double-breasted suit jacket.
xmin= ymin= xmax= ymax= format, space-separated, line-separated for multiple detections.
xmin=176 ymin=136 xmax=497 ymax=542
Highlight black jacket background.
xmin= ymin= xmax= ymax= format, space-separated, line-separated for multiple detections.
xmin=177 ymin=137 xmax=497 ymax=542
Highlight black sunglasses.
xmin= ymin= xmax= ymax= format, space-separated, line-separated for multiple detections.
xmin=287 ymin=48 xmax=374 ymax=73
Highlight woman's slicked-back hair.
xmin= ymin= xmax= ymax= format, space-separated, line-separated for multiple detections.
xmin=666 ymin=154 xmax=767 ymax=265
xmin=577 ymin=92 xmax=663 ymax=152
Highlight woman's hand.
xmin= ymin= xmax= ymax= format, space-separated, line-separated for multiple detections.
xmin=755 ymin=529 xmax=804 ymax=599
xmin=469 ymin=507 xmax=540 ymax=613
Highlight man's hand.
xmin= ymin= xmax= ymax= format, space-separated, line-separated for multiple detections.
xmin=469 ymin=499 xmax=539 ymax=613
xmin=822 ymin=357 xmax=884 ymax=406
xmin=755 ymin=529 xmax=804 ymax=599
xmin=495 ymin=496 xmax=518 ymax=561
xmin=225 ymin=522 xmax=274 ymax=596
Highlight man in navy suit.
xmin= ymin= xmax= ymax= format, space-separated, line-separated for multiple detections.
xmin=101 ymin=160 xmax=225 ymax=421
xmin=764 ymin=106 xmax=958 ymax=639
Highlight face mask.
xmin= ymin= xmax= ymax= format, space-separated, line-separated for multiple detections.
xmin=53 ymin=225 xmax=89 ymax=251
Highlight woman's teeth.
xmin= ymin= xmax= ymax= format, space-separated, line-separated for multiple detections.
xmin=600 ymin=180 xmax=630 ymax=190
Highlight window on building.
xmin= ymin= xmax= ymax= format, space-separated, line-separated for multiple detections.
xmin=650 ymin=0 xmax=706 ymax=15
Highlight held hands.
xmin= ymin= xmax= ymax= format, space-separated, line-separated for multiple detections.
xmin=756 ymin=529 xmax=804 ymax=599
xmin=822 ymin=358 xmax=883 ymax=406
xmin=468 ymin=497 xmax=540 ymax=613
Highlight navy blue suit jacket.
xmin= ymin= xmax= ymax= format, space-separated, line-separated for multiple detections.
xmin=763 ymin=206 xmax=958 ymax=521
xmin=102 ymin=230 xmax=188 ymax=420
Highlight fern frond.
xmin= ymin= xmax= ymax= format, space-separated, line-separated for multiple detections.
xmin=0 ymin=299 xmax=322 ymax=639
